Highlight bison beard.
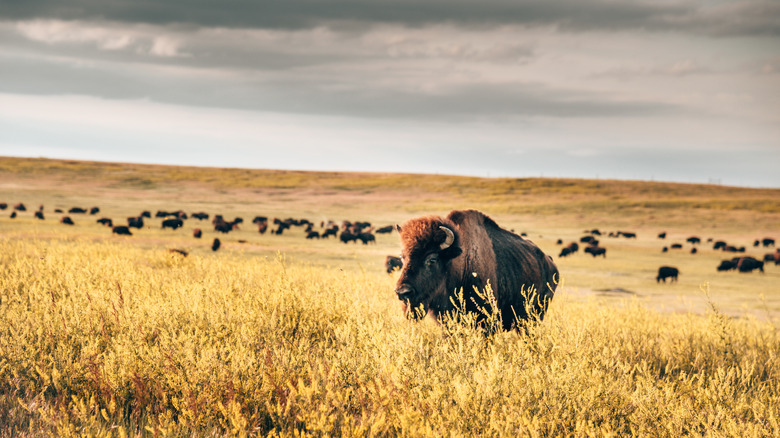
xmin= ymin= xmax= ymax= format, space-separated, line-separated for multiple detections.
xmin=394 ymin=209 xmax=559 ymax=331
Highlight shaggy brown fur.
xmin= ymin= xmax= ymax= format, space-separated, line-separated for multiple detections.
xmin=395 ymin=209 xmax=559 ymax=331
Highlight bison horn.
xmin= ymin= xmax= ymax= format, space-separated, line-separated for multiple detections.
xmin=439 ymin=226 xmax=455 ymax=250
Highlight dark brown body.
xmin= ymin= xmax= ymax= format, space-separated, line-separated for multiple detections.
xmin=656 ymin=266 xmax=679 ymax=282
xmin=395 ymin=209 xmax=559 ymax=331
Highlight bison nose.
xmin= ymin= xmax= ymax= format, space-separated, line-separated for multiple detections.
xmin=395 ymin=285 xmax=415 ymax=300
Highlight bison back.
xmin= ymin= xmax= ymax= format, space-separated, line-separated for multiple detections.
xmin=447 ymin=210 xmax=558 ymax=328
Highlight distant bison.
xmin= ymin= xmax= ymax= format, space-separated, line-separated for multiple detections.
xmin=68 ymin=207 xmax=87 ymax=214
xmin=670 ymin=243 xmax=683 ymax=249
xmin=713 ymin=241 xmax=727 ymax=250
xmin=14 ymin=203 xmax=26 ymax=211
xmin=658 ymin=232 xmax=666 ymax=239
xmin=211 ymin=238 xmax=221 ymax=251
xmin=737 ymin=257 xmax=764 ymax=273
xmin=97 ymin=218 xmax=113 ymax=227
xmin=127 ymin=216 xmax=144 ymax=229
xmin=394 ymin=209 xmax=559 ymax=331
xmin=112 ymin=226 xmax=132 ymax=236
xmin=686 ymin=236 xmax=701 ymax=245
xmin=306 ymin=231 xmax=320 ymax=239
xmin=193 ymin=228 xmax=202 ymax=238
xmin=0 ymin=203 xmax=6 ymax=210
xmin=559 ymin=242 xmax=579 ymax=258
xmin=34 ymin=211 xmax=45 ymax=220
xmin=584 ymin=246 xmax=606 ymax=257
xmin=763 ymin=238 xmax=775 ymax=247
xmin=89 ymin=207 xmax=100 ymax=215
xmin=717 ymin=259 xmax=738 ymax=271
xmin=60 ymin=216 xmax=74 ymax=225
xmin=192 ymin=212 xmax=209 ymax=220
xmin=376 ymin=225 xmax=394 ymax=234
xmin=385 ymin=255 xmax=403 ymax=273
xmin=656 ymin=266 xmax=679 ymax=283
xmin=162 ymin=218 xmax=184 ymax=230
xmin=168 ymin=248 xmax=188 ymax=256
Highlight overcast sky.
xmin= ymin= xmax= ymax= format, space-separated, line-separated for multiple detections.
xmin=1 ymin=1 xmax=779 ymax=187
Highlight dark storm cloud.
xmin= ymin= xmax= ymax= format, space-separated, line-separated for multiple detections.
xmin=2 ymin=0 xmax=779 ymax=36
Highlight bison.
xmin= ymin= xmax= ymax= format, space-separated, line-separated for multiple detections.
xmin=193 ymin=228 xmax=202 ymax=238
xmin=112 ymin=226 xmax=133 ymax=236
xmin=656 ymin=266 xmax=679 ymax=283
xmin=306 ymin=231 xmax=320 ymax=239
xmin=558 ymin=242 xmax=579 ymax=258
xmin=713 ymin=241 xmax=727 ymax=250
xmin=376 ymin=225 xmax=394 ymax=234
xmin=162 ymin=218 xmax=183 ymax=230
xmin=14 ymin=203 xmax=26 ymax=211
xmin=34 ymin=211 xmax=45 ymax=220
xmin=357 ymin=232 xmax=376 ymax=244
xmin=127 ymin=216 xmax=144 ymax=229
xmin=68 ymin=207 xmax=87 ymax=214
xmin=686 ymin=236 xmax=701 ymax=245
xmin=394 ymin=209 xmax=559 ymax=331
xmin=192 ymin=212 xmax=210 ymax=220
xmin=60 ymin=216 xmax=74 ymax=225
xmin=385 ymin=255 xmax=403 ymax=273
xmin=763 ymin=238 xmax=776 ymax=248
xmin=89 ymin=207 xmax=100 ymax=215
xmin=97 ymin=218 xmax=113 ymax=227
xmin=0 ymin=203 xmax=6 ymax=210
xmin=737 ymin=257 xmax=764 ymax=273
xmin=658 ymin=232 xmax=666 ymax=239
xmin=717 ymin=259 xmax=738 ymax=271
xmin=211 ymin=238 xmax=221 ymax=251
xmin=584 ymin=246 xmax=606 ymax=257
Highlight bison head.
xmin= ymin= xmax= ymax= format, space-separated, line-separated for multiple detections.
xmin=394 ymin=216 xmax=463 ymax=320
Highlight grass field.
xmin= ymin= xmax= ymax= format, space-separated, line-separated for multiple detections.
xmin=1 ymin=156 xmax=779 ymax=436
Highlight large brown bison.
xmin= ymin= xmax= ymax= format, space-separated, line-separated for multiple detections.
xmin=656 ymin=266 xmax=679 ymax=283
xmin=394 ymin=210 xmax=559 ymax=331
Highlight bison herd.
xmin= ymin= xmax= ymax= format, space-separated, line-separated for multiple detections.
xmin=552 ymin=227 xmax=778 ymax=284
xmin=2 ymin=201 xmax=396 ymax=254
xmin=3 ymin=200 xmax=777 ymax=331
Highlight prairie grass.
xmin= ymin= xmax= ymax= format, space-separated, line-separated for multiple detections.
xmin=1 ymin=237 xmax=779 ymax=436
xmin=2 ymin=157 xmax=780 ymax=436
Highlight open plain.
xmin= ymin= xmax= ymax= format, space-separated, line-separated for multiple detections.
xmin=1 ymin=156 xmax=779 ymax=436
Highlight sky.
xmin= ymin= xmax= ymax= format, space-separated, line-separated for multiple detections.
xmin=1 ymin=1 xmax=779 ymax=187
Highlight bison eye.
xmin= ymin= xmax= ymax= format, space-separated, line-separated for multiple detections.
xmin=425 ymin=255 xmax=439 ymax=267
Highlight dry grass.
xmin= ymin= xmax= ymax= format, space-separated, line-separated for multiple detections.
xmin=1 ymin=156 xmax=780 ymax=436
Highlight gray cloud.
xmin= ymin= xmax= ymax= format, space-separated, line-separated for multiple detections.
xmin=2 ymin=0 xmax=779 ymax=36
xmin=0 ymin=50 xmax=678 ymax=120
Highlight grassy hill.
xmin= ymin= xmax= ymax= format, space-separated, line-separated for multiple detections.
xmin=1 ymin=156 xmax=779 ymax=436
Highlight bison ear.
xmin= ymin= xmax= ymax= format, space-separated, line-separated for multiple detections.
xmin=395 ymin=224 xmax=402 ymax=233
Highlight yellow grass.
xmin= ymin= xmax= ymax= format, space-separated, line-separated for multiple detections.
xmin=1 ymin=157 xmax=780 ymax=436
